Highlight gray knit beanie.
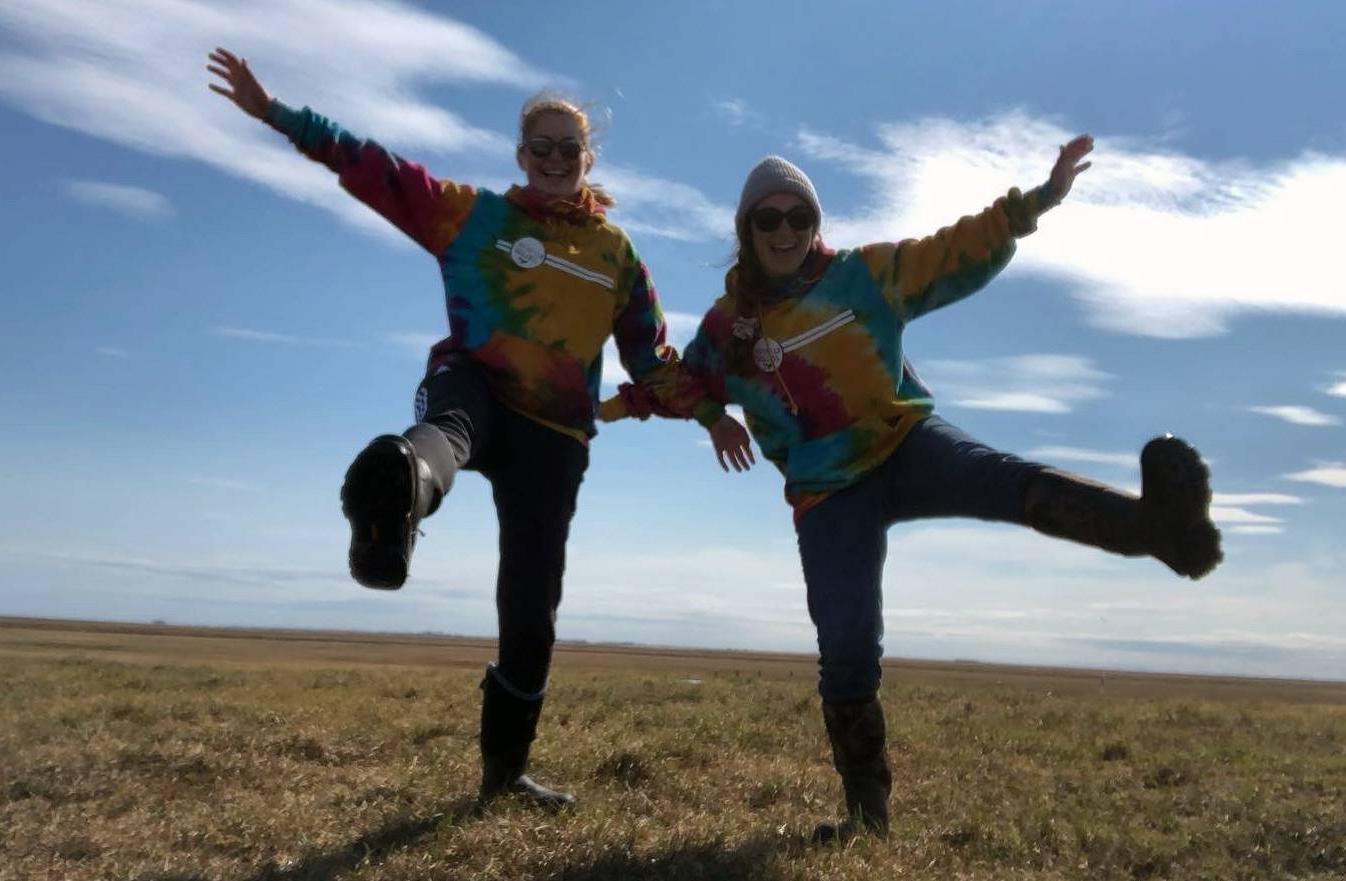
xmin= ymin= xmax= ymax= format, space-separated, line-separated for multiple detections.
xmin=736 ymin=156 xmax=822 ymax=229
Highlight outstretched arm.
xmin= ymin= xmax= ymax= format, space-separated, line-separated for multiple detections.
xmin=869 ymin=134 xmax=1093 ymax=322
xmin=206 ymin=48 xmax=474 ymax=254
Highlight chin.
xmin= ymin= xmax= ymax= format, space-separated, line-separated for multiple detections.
xmin=536 ymin=177 xmax=580 ymax=198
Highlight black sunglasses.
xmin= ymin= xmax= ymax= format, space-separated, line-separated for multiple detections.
xmin=523 ymin=136 xmax=584 ymax=160
xmin=750 ymin=205 xmax=816 ymax=233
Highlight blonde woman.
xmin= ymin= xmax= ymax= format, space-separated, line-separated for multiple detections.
xmin=209 ymin=48 xmax=704 ymax=809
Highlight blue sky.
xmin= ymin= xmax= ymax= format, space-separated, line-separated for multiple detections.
xmin=2 ymin=0 xmax=1345 ymax=679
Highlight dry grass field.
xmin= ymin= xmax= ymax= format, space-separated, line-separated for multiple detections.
xmin=2 ymin=616 xmax=1344 ymax=881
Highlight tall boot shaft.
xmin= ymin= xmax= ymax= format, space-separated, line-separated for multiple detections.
xmin=1023 ymin=435 xmax=1222 ymax=579
xmin=814 ymin=697 xmax=891 ymax=842
xmin=1023 ymin=468 xmax=1148 ymax=557
xmin=478 ymin=667 xmax=574 ymax=810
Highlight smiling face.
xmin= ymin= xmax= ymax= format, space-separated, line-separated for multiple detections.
xmin=749 ymin=193 xmax=817 ymax=278
xmin=517 ymin=109 xmax=590 ymax=200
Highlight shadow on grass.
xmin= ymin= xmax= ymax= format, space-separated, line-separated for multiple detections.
xmin=534 ymin=832 xmax=800 ymax=881
xmin=136 ymin=796 xmax=480 ymax=881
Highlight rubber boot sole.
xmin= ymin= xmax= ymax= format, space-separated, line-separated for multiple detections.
xmin=1141 ymin=435 xmax=1222 ymax=579
xmin=340 ymin=435 xmax=419 ymax=590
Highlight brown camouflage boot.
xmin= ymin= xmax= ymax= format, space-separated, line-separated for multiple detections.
xmin=1024 ymin=435 xmax=1222 ymax=580
xmin=812 ymin=697 xmax=892 ymax=844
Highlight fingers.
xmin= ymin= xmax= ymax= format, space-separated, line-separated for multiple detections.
xmin=714 ymin=441 xmax=752 ymax=473
xmin=1074 ymin=160 xmax=1092 ymax=176
xmin=729 ymin=444 xmax=751 ymax=472
xmin=207 ymin=83 xmax=232 ymax=99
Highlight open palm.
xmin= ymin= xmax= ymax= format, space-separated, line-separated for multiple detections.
xmin=207 ymin=48 xmax=270 ymax=120
xmin=1049 ymin=134 xmax=1094 ymax=200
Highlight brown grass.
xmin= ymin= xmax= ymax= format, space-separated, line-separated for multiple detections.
xmin=2 ymin=618 xmax=1344 ymax=880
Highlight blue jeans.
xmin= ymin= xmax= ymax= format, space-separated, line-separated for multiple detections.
xmin=796 ymin=415 xmax=1047 ymax=702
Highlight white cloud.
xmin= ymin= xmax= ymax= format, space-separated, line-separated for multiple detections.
xmin=796 ymin=112 xmax=1346 ymax=338
xmin=1209 ymin=505 xmax=1282 ymax=526
xmin=1284 ymin=463 xmax=1346 ymax=489
xmin=213 ymin=326 xmax=361 ymax=348
xmin=1326 ymin=375 xmax=1346 ymax=397
xmin=1026 ymin=446 xmax=1137 ymax=468
xmin=0 ymin=0 xmax=548 ymax=234
xmin=187 ymin=476 xmax=262 ymax=492
xmin=921 ymin=354 xmax=1111 ymax=414
xmin=1249 ymin=405 xmax=1341 ymax=427
xmin=1213 ymin=492 xmax=1303 ymax=506
xmin=601 ymin=164 xmax=734 ymax=243
xmin=1229 ymin=526 xmax=1283 ymax=535
xmin=63 ymin=179 xmax=173 ymax=220
xmin=1 ymin=2 xmax=736 ymax=246
xmin=386 ymin=331 xmax=443 ymax=359
xmin=712 ymin=97 xmax=761 ymax=129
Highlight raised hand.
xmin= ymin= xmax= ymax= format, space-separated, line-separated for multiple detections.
xmin=710 ymin=414 xmax=755 ymax=473
xmin=207 ymin=48 xmax=271 ymax=120
xmin=1049 ymin=134 xmax=1094 ymax=201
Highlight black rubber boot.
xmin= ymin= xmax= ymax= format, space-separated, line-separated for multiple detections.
xmin=812 ymin=697 xmax=892 ymax=844
xmin=340 ymin=434 xmax=444 ymax=590
xmin=1024 ymin=434 xmax=1222 ymax=580
xmin=478 ymin=669 xmax=574 ymax=811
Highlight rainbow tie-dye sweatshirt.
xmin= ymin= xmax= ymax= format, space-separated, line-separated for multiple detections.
xmin=266 ymin=101 xmax=685 ymax=443
xmin=604 ymin=183 xmax=1059 ymax=517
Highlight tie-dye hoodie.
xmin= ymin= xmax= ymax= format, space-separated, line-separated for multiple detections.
xmin=266 ymin=100 xmax=683 ymax=443
xmin=603 ymin=182 xmax=1059 ymax=517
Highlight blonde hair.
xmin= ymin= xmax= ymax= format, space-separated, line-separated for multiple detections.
xmin=518 ymin=93 xmax=615 ymax=207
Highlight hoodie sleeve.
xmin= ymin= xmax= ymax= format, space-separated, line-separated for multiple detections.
xmin=600 ymin=289 xmax=726 ymax=427
xmin=265 ymin=100 xmax=476 ymax=255
xmin=860 ymin=182 xmax=1059 ymax=323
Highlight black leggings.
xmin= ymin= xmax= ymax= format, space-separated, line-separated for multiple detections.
xmin=406 ymin=355 xmax=588 ymax=697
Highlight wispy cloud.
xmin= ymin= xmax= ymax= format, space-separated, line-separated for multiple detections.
xmin=187 ymin=476 xmax=262 ymax=492
xmin=1209 ymin=505 xmax=1282 ymax=526
xmin=1249 ymin=405 xmax=1341 ymax=427
xmin=1208 ymin=491 xmax=1302 ymax=533
xmin=602 ymin=165 xmax=734 ymax=243
xmin=0 ymin=0 xmax=549 ymax=235
xmin=712 ymin=97 xmax=761 ymax=129
xmin=1026 ymin=446 xmax=1137 ymax=468
xmin=921 ymin=354 xmax=1111 ymax=414
xmin=213 ymin=326 xmax=362 ymax=348
xmin=1284 ymin=463 xmax=1346 ymax=489
xmin=1214 ymin=492 xmax=1304 ymax=506
xmin=1326 ymin=375 xmax=1346 ymax=398
xmin=796 ymin=112 xmax=1346 ymax=338
xmin=386 ymin=331 xmax=442 ymax=359
xmin=96 ymin=346 xmax=129 ymax=358
xmin=62 ymin=179 xmax=173 ymax=220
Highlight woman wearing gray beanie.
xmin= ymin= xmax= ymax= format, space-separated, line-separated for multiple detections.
xmin=603 ymin=137 xmax=1222 ymax=842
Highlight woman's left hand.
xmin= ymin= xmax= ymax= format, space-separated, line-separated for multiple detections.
xmin=710 ymin=414 xmax=755 ymax=473
xmin=1049 ymin=134 xmax=1094 ymax=201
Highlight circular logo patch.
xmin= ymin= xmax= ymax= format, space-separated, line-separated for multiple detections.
xmin=753 ymin=337 xmax=784 ymax=372
xmin=510 ymin=237 xmax=546 ymax=269
xmin=414 ymin=385 xmax=428 ymax=422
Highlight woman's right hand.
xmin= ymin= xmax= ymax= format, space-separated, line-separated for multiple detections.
xmin=710 ymin=414 xmax=755 ymax=473
xmin=207 ymin=48 xmax=272 ymax=120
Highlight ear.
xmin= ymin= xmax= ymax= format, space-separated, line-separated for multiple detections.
xmin=515 ymin=146 xmax=527 ymax=174
xmin=584 ymin=150 xmax=595 ymax=175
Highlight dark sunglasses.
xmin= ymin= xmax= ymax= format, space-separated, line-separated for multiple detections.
xmin=750 ymin=205 xmax=816 ymax=233
xmin=523 ymin=136 xmax=584 ymax=160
